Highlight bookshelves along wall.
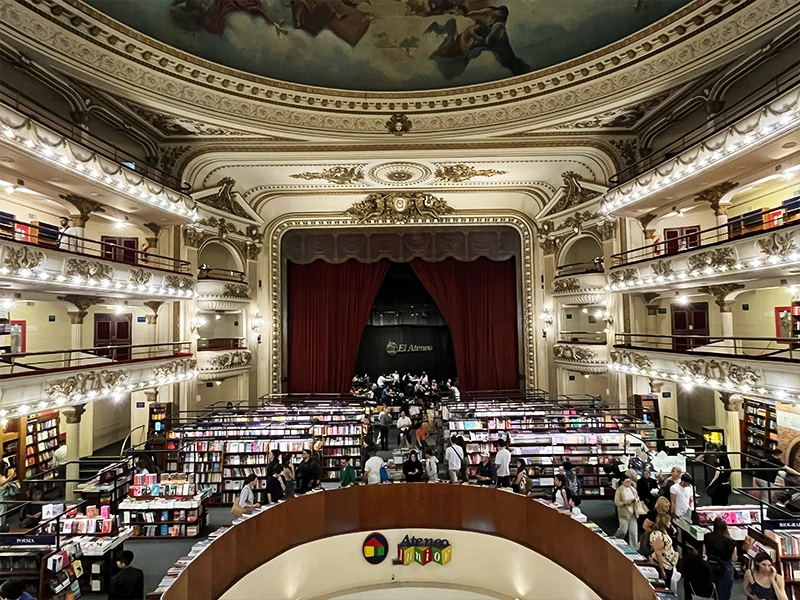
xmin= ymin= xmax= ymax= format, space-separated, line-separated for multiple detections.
xmin=24 ymin=411 xmax=60 ymax=491
xmin=743 ymin=397 xmax=778 ymax=471
xmin=445 ymin=403 xmax=647 ymax=497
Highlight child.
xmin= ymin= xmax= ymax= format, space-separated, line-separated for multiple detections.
xmin=570 ymin=496 xmax=587 ymax=523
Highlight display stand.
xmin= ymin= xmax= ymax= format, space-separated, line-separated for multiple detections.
xmin=119 ymin=476 xmax=209 ymax=539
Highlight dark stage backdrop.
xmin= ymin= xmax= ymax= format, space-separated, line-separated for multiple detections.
xmin=354 ymin=325 xmax=456 ymax=382
xmin=287 ymin=259 xmax=389 ymax=393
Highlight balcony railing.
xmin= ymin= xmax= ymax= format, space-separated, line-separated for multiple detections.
xmin=0 ymin=342 xmax=193 ymax=379
xmin=558 ymin=332 xmax=607 ymax=344
xmin=609 ymin=60 xmax=800 ymax=186
xmin=0 ymin=217 xmax=190 ymax=273
xmin=556 ymin=259 xmax=604 ymax=277
xmin=612 ymin=197 xmax=800 ymax=267
xmin=615 ymin=333 xmax=800 ymax=361
xmin=198 ymin=267 xmax=246 ymax=282
xmin=0 ymin=83 xmax=183 ymax=190
xmin=197 ymin=338 xmax=246 ymax=351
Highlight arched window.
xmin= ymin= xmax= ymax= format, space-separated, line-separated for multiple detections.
xmin=557 ymin=236 xmax=603 ymax=276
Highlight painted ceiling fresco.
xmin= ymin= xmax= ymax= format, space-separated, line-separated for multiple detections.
xmin=86 ymin=0 xmax=693 ymax=92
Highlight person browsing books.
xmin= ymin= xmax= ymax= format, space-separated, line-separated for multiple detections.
xmin=363 ymin=447 xmax=385 ymax=485
xmin=231 ymin=473 xmax=260 ymax=518
xmin=108 ymin=550 xmax=145 ymax=600
xmin=494 ymin=439 xmax=512 ymax=488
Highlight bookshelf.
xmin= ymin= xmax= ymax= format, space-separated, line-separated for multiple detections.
xmin=444 ymin=400 xmax=652 ymax=497
xmin=748 ymin=528 xmax=800 ymax=599
xmin=24 ymin=412 xmax=60 ymax=492
xmin=148 ymin=402 xmax=172 ymax=438
xmin=743 ymin=397 xmax=778 ymax=470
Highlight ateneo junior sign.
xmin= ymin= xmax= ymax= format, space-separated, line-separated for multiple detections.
xmin=386 ymin=341 xmax=433 ymax=356
xmin=362 ymin=532 xmax=451 ymax=566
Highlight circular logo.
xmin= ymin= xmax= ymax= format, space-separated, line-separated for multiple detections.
xmin=386 ymin=341 xmax=398 ymax=356
xmin=362 ymin=532 xmax=389 ymax=565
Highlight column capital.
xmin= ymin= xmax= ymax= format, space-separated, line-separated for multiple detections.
xmin=63 ymin=404 xmax=86 ymax=424
xmin=694 ymin=181 xmax=739 ymax=216
xmin=697 ymin=283 xmax=744 ymax=312
xmin=59 ymin=194 xmax=105 ymax=227
xmin=144 ymin=389 xmax=159 ymax=403
xmin=58 ymin=294 xmax=105 ymax=324
xmin=637 ymin=212 xmax=658 ymax=231
xmin=144 ymin=301 xmax=164 ymax=325
xmin=648 ymin=378 xmax=664 ymax=393
xmin=718 ymin=392 xmax=743 ymax=412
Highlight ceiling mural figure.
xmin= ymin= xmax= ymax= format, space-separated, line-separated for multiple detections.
xmin=87 ymin=0 xmax=691 ymax=91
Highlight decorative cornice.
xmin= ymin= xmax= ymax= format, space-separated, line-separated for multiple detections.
xmin=694 ymin=181 xmax=739 ymax=216
xmin=2 ymin=0 xmax=794 ymax=136
xmin=548 ymin=172 xmax=601 ymax=215
xmin=196 ymin=177 xmax=251 ymax=218
xmin=46 ymin=370 xmax=126 ymax=400
xmin=345 ymin=192 xmax=453 ymax=224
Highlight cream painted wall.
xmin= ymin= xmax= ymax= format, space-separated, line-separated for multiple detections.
xmin=561 ymin=372 xmax=610 ymax=399
xmin=733 ymin=288 xmax=793 ymax=338
xmin=560 ymin=307 xmax=605 ymax=336
xmin=677 ymin=387 xmax=716 ymax=435
xmin=196 ymin=377 xmax=242 ymax=410
xmin=728 ymin=181 xmax=800 ymax=217
xmin=649 ymin=210 xmax=718 ymax=242
xmin=219 ymin=529 xmax=601 ymax=600
xmin=91 ymin=395 xmax=132 ymax=453
xmin=199 ymin=313 xmax=242 ymax=339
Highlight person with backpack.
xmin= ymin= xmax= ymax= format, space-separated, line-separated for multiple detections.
xmin=445 ymin=437 xmax=464 ymax=483
xmin=562 ymin=460 xmax=581 ymax=496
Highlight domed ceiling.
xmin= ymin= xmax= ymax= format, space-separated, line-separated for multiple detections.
xmin=85 ymin=0 xmax=692 ymax=92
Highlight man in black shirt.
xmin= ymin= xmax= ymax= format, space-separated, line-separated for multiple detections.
xmin=475 ymin=453 xmax=496 ymax=486
xmin=108 ymin=550 xmax=144 ymax=600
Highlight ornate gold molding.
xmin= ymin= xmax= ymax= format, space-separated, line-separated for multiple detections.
xmin=433 ymin=164 xmax=506 ymax=183
xmin=290 ymin=166 xmax=365 ymax=185
xmin=345 ymin=192 xmax=453 ymax=224
xmin=266 ymin=211 xmax=538 ymax=394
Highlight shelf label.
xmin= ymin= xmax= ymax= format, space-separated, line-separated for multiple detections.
xmin=0 ymin=534 xmax=57 ymax=545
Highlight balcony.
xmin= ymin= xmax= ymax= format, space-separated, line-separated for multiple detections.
xmin=197 ymin=268 xmax=250 ymax=312
xmin=197 ymin=343 xmax=252 ymax=381
xmin=554 ymin=339 xmax=608 ymax=374
xmin=0 ymin=217 xmax=195 ymax=298
xmin=611 ymin=333 xmax=800 ymax=399
xmin=552 ymin=269 xmax=607 ymax=306
xmin=608 ymin=198 xmax=800 ymax=292
xmin=0 ymin=91 xmax=198 ymax=221
xmin=0 ymin=342 xmax=195 ymax=418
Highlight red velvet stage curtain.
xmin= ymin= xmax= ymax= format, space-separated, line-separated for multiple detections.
xmin=411 ymin=257 xmax=519 ymax=391
xmin=287 ymin=259 xmax=389 ymax=393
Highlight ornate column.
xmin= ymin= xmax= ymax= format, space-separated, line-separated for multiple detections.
xmin=180 ymin=225 xmax=202 ymax=411
xmin=719 ymin=392 xmax=743 ymax=488
xmin=538 ymin=237 xmax=560 ymax=397
xmin=62 ymin=404 xmax=85 ymax=500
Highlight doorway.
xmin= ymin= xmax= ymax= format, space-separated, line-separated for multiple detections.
xmin=671 ymin=302 xmax=710 ymax=351
xmin=101 ymin=236 xmax=138 ymax=264
xmin=663 ymin=226 xmax=701 ymax=255
xmin=94 ymin=313 xmax=133 ymax=360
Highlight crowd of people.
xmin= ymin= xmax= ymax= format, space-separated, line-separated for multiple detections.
xmin=350 ymin=371 xmax=459 ymax=405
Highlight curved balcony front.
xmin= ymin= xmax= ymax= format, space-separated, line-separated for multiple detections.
xmin=159 ymin=485 xmax=655 ymax=600
xmin=554 ymin=338 xmax=609 ymax=374
xmin=551 ymin=272 xmax=607 ymax=306
xmin=197 ymin=271 xmax=250 ymax=313
xmin=197 ymin=343 xmax=251 ymax=381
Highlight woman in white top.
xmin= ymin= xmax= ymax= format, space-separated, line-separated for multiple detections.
xmin=232 ymin=473 xmax=260 ymax=518
xmin=614 ymin=474 xmax=639 ymax=548
xmin=396 ymin=411 xmax=412 ymax=449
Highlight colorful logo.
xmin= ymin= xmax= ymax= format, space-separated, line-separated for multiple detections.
xmin=362 ymin=532 xmax=389 ymax=565
xmin=395 ymin=535 xmax=452 ymax=566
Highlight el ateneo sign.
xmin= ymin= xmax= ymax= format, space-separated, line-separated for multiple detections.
xmin=386 ymin=341 xmax=433 ymax=356
xmin=362 ymin=532 xmax=452 ymax=566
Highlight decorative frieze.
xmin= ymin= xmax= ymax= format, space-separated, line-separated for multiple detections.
xmin=553 ymin=278 xmax=581 ymax=294
xmin=686 ymin=247 xmax=737 ymax=275
xmin=222 ymin=283 xmax=250 ymax=299
xmin=65 ymin=258 xmax=113 ymax=283
xmin=609 ymin=350 xmax=652 ymax=371
xmin=757 ymin=231 xmax=798 ymax=260
xmin=45 ymin=369 xmax=129 ymax=400
xmin=290 ymin=166 xmax=365 ymax=185
xmin=153 ymin=358 xmax=197 ymax=380
xmin=165 ymin=275 xmax=195 ymax=293
xmin=207 ymin=350 xmax=252 ymax=370
xmin=554 ymin=345 xmax=598 ymax=362
xmin=129 ymin=268 xmax=152 ymax=287
xmin=678 ymin=359 xmax=761 ymax=386
xmin=2 ymin=245 xmax=45 ymax=275
xmin=651 ymin=260 xmax=674 ymax=279
xmin=433 ymin=164 xmax=506 ymax=183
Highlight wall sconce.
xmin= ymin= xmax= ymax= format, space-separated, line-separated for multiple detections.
xmin=539 ymin=306 xmax=554 ymax=326
xmin=190 ymin=313 xmax=207 ymax=339
xmin=251 ymin=312 xmax=265 ymax=331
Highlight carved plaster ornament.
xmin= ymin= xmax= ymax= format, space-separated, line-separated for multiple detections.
xmin=697 ymin=283 xmax=744 ymax=312
xmin=65 ymin=258 xmax=113 ymax=282
xmin=196 ymin=177 xmax=251 ymax=218
xmin=651 ymin=260 xmax=675 ymax=278
xmin=609 ymin=350 xmax=652 ymax=370
xmin=158 ymin=145 xmax=191 ymax=173
xmin=609 ymin=268 xmax=639 ymax=286
xmin=129 ymin=269 xmax=152 ymax=287
xmin=538 ymin=237 xmax=560 ymax=256
xmin=386 ymin=113 xmax=412 ymax=136
xmin=757 ymin=232 xmax=798 ymax=259
xmin=165 ymin=275 xmax=195 ymax=292
xmin=45 ymin=369 xmax=128 ymax=400
xmin=2 ymin=245 xmax=45 ymax=274
xmin=182 ymin=225 xmax=205 ymax=248
xmin=57 ymin=294 xmax=105 ymax=324
xmin=199 ymin=217 xmax=241 ymax=240
xmin=207 ymin=350 xmax=252 ymax=369
xmin=345 ymin=192 xmax=452 ymax=224
xmin=590 ymin=219 xmax=616 ymax=241
xmin=222 ymin=283 xmax=250 ymax=299
xmin=433 ymin=164 xmax=506 ymax=183
xmin=143 ymin=222 xmax=162 ymax=247
xmin=718 ymin=392 xmax=744 ymax=413
xmin=678 ymin=358 xmax=760 ymax=386
xmin=144 ymin=300 xmax=164 ymax=325
xmin=290 ymin=166 xmax=365 ymax=185
xmin=154 ymin=358 xmax=197 ymax=379
xmin=609 ymin=139 xmax=641 ymax=167
xmin=694 ymin=182 xmax=739 ymax=216
xmin=553 ymin=345 xmax=598 ymax=362
xmin=553 ymin=278 xmax=581 ymax=294
xmin=63 ymin=404 xmax=87 ymax=424
xmin=687 ymin=247 xmax=737 ymax=274
xmin=60 ymin=194 xmax=105 ymax=227
xmin=637 ymin=213 xmax=658 ymax=231
xmin=550 ymin=172 xmax=600 ymax=214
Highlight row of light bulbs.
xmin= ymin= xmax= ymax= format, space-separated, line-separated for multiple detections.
xmin=600 ymin=104 xmax=800 ymax=214
xmin=1 ymin=123 xmax=198 ymax=221
xmin=0 ymin=370 xmax=198 ymax=426
xmin=609 ymin=361 xmax=798 ymax=402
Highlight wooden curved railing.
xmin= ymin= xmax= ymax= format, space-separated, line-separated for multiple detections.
xmin=160 ymin=485 xmax=655 ymax=600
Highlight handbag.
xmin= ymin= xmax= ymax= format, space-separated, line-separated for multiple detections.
xmin=635 ymin=499 xmax=648 ymax=516
xmin=688 ymin=581 xmax=716 ymax=600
